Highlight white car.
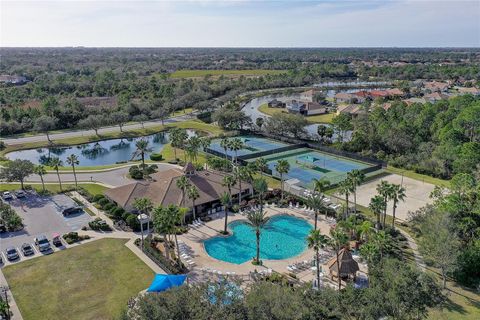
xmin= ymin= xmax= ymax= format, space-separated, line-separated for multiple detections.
xmin=2 ymin=191 xmax=13 ymax=200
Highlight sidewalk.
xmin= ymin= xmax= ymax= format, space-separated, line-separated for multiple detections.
xmin=0 ymin=269 xmax=23 ymax=320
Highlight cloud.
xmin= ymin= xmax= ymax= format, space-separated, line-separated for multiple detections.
xmin=0 ymin=0 xmax=478 ymax=47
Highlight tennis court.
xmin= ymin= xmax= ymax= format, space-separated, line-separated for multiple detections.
xmin=209 ymin=136 xmax=289 ymax=157
xmin=260 ymin=148 xmax=373 ymax=187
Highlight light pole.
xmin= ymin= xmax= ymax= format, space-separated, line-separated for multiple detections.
xmin=137 ymin=213 xmax=149 ymax=251
xmin=0 ymin=285 xmax=10 ymax=320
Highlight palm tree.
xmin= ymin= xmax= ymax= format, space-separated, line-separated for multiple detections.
xmin=222 ymin=174 xmax=235 ymax=206
xmin=220 ymin=137 xmax=230 ymax=164
xmin=220 ymin=192 xmax=231 ymax=234
xmin=199 ymin=137 xmax=211 ymax=152
xmin=347 ymin=170 xmax=365 ymax=214
xmin=255 ymin=157 xmax=268 ymax=176
xmin=306 ymin=194 xmax=327 ymax=230
xmin=312 ymin=178 xmax=330 ymax=195
xmin=376 ymin=181 xmax=391 ymax=228
xmin=49 ymin=157 xmax=63 ymax=192
xmin=186 ymin=136 xmax=201 ymax=164
xmin=275 ymin=159 xmax=290 ymax=200
xmin=153 ymin=205 xmax=172 ymax=260
xmin=329 ymin=227 xmax=349 ymax=290
xmin=134 ymin=139 xmax=151 ymax=170
xmin=338 ymin=179 xmax=354 ymax=219
xmin=133 ymin=197 xmax=154 ymax=236
xmin=187 ymin=185 xmax=200 ymax=220
xmin=245 ymin=208 xmax=270 ymax=265
xmin=229 ymin=138 xmax=244 ymax=165
xmin=66 ymin=154 xmax=79 ymax=190
xmin=369 ymin=195 xmax=387 ymax=230
xmin=357 ymin=220 xmax=374 ymax=242
xmin=307 ymin=229 xmax=329 ymax=289
xmin=388 ymin=183 xmax=406 ymax=229
xmin=372 ymin=230 xmax=391 ymax=260
xmin=176 ymin=176 xmax=191 ymax=208
xmin=253 ymin=177 xmax=268 ymax=212
xmin=34 ymin=165 xmax=47 ymax=193
xmin=233 ymin=166 xmax=249 ymax=206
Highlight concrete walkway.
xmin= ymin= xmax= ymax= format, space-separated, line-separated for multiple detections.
xmin=0 ymin=268 xmax=23 ymax=320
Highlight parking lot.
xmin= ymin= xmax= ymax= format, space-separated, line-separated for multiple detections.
xmin=1 ymin=191 xmax=93 ymax=265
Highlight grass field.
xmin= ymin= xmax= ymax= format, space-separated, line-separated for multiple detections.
xmin=170 ymin=69 xmax=286 ymax=78
xmin=0 ymin=183 xmax=109 ymax=195
xmin=3 ymin=238 xmax=154 ymax=320
xmin=257 ymin=103 xmax=334 ymax=124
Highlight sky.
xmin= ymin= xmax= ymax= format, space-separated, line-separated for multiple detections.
xmin=1 ymin=0 xmax=479 ymax=47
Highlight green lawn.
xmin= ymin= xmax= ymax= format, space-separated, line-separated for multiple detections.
xmin=169 ymin=69 xmax=286 ymax=78
xmin=3 ymin=238 xmax=154 ymax=320
xmin=257 ymin=103 xmax=334 ymax=124
xmin=0 ymin=183 xmax=109 ymax=195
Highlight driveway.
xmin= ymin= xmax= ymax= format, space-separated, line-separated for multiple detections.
xmin=0 ymin=192 xmax=92 ymax=254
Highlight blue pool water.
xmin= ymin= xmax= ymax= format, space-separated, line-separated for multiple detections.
xmin=204 ymin=215 xmax=312 ymax=264
xmin=6 ymin=130 xmax=195 ymax=166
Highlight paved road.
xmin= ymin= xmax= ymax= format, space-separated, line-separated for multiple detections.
xmin=1 ymin=112 xmax=196 ymax=146
xmin=24 ymin=163 xmax=179 ymax=187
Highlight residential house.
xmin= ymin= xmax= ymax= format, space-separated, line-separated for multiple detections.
xmin=456 ymin=87 xmax=480 ymax=96
xmin=334 ymin=92 xmax=356 ymax=104
xmin=267 ymin=99 xmax=285 ymax=108
xmin=336 ymin=104 xmax=366 ymax=117
xmin=285 ymin=100 xmax=305 ymax=113
xmin=424 ymin=92 xmax=448 ymax=103
xmin=286 ymin=100 xmax=327 ymax=116
xmin=104 ymin=163 xmax=253 ymax=215
xmin=402 ymin=97 xmax=427 ymax=106
xmin=0 ymin=75 xmax=27 ymax=85
xmin=424 ymin=81 xmax=450 ymax=92
xmin=300 ymin=89 xmax=318 ymax=102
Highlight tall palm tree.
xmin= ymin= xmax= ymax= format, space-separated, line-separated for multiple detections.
xmin=186 ymin=136 xmax=201 ymax=164
xmin=199 ymin=136 xmax=211 ymax=152
xmin=153 ymin=205 xmax=172 ymax=260
xmin=306 ymin=194 xmax=327 ymax=230
xmin=229 ymin=138 xmax=244 ymax=165
xmin=329 ymin=227 xmax=349 ymax=290
xmin=347 ymin=170 xmax=365 ymax=214
xmin=134 ymin=139 xmax=151 ymax=170
xmin=255 ymin=157 xmax=268 ymax=176
xmin=49 ymin=157 xmax=63 ymax=192
xmin=245 ymin=208 xmax=270 ymax=265
xmin=187 ymin=185 xmax=200 ymax=220
xmin=220 ymin=192 xmax=231 ymax=234
xmin=222 ymin=174 xmax=236 ymax=206
xmin=338 ymin=179 xmax=354 ymax=219
xmin=220 ymin=137 xmax=230 ymax=164
xmin=376 ymin=181 xmax=391 ymax=228
xmin=369 ymin=195 xmax=387 ymax=230
xmin=388 ymin=183 xmax=406 ymax=229
xmin=307 ymin=229 xmax=329 ymax=289
xmin=275 ymin=159 xmax=290 ymax=201
xmin=34 ymin=165 xmax=47 ymax=193
xmin=66 ymin=154 xmax=79 ymax=190
xmin=133 ymin=197 xmax=154 ymax=235
xmin=233 ymin=166 xmax=249 ymax=206
xmin=176 ymin=176 xmax=191 ymax=208
xmin=253 ymin=177 xmax=268 ymax=212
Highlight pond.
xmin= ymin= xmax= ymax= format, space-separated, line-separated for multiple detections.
xmin=6 ymin=130 xmax=195 ymax=167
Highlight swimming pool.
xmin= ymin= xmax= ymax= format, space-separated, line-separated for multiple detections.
xmin=204 ymin=215 xmax=312 ymax=264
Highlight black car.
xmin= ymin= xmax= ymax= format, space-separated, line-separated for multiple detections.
xmin=21 ymin=243 xmax=35 ymax=256
xmin=6 ymin=247 xmax=19 ymax=261
xmin=15 ymin=190 xmax=26 ymax=198
xmin=62 ymin=206 xmax=83 ymax=216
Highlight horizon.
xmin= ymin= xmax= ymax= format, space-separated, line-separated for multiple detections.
xmin=1 ymin=0 xmax=479 ymax=47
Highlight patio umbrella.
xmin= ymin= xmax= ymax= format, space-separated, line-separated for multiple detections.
xmin=147 ymin=274 xmax=187 ymax=293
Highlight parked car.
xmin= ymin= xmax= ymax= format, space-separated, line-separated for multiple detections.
xmin=62 ymin=206 xmax=83 ymax=216
xmin=21 ymin=243 xmax=35 ymax=256
xmin=15 ymin=190 xmax=26 ymax=198
xmin=34 ymin=235 xmax=52 ymax=252
xmin=2 ymin=191 xmax=13 ymax=200
xmin=6 ymin=247 xmax=19 ymax=261
xmin=52 ymin=233 xmax=63 ymax=247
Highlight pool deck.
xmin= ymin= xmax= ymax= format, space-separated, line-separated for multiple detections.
xmin=179 ymin=206 xmax=368 ymax=286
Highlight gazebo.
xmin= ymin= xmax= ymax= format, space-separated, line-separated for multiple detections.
xmin=326 ymin=248 xmax=359 ymax=281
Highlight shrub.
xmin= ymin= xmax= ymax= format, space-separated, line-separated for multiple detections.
xmin=0 ymin=141 xmax=5 ymax=150
xmin=130 ymin=168 xmax=143 ymax=179
xmin=62 ymin=232 xmax=90 ymax=244
xmin=150 ymin=153 xmax=163 ymax=161
xmin=98 ymin=198 xmax=110 ymax=207
xmin=122 ymin=211 xmax=131 ymax=221
xmin=103 ymin=203 xmax=114 ymax=211
xmin=92 ymin=194 xmax=105 ymax=202
xmin=111 ymin=207 xmax=125 ymax=219
xmin=126 ymin=214 xmax=140 ymax=231
xmin=88 ymin=218 xmax=112 ymax=231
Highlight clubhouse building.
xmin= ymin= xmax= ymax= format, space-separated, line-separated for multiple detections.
xmin=104 ymin=163 xmax=253 ymax=215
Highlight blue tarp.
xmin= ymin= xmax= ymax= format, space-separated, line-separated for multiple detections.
xmin=147 ymin=274 xmax=187 ymax=292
